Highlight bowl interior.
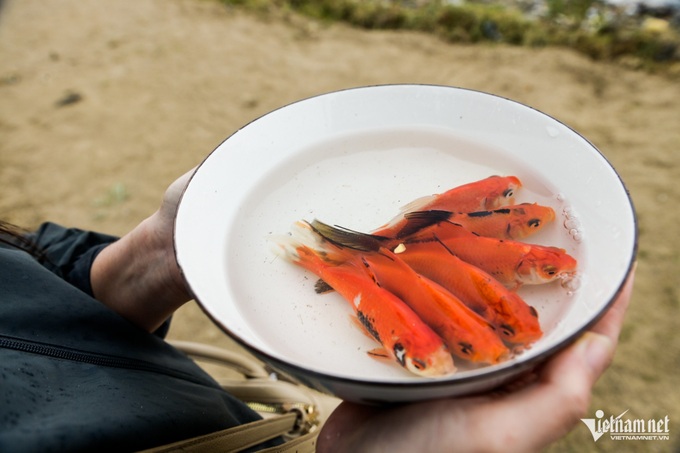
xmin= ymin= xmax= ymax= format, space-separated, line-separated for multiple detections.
xmin=175 ymin=85 xmax=636 ymax=390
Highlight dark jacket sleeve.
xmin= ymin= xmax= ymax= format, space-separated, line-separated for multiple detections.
xmin=26 ymin=222 xmax=118 ymax=297
xmin=25 ymin=222 xmax=171 ymax=337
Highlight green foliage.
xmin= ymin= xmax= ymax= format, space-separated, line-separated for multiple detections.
xmin=546 ymin=0 xmax=601 ymax=22
xmin=219 ymin=0 xmax=679 ymax=70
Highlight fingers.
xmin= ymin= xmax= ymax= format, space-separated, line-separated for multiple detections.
xmin=318 ymin=270 xmax=636 ymax=453
xmin=466 ymin=267 xmax=637 ymax=451
xmin=491 ymin=333 xmax=613 ymax=450
xmin=317 ymin=403 xmax=382 ymax=453
xmin=318 ymin=398 xmax=477 ymax=453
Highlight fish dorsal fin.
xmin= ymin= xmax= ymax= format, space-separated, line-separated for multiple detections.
xmin=397 ymin=210 xmax=453 ymax=238
xmin=399 ymin=194 xmax=438 ymax=213
xmin=310 ymin=219 xmax=383 ymax=252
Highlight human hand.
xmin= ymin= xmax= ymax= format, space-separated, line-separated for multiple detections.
xmin=90 ymin=168 xmax=197 ymax=332
xmin=317 ymin=269 xmax=635 ymax=453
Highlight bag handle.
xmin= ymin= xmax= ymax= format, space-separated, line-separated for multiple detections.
xmin=139 ymin=412 xmax=315 ymax=453
xmin=139 ymin=341 xmax=330 ymax=452
xmin=169 ymin=340 xmax=270 ymax=379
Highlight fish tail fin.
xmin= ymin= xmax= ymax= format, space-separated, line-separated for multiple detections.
xmin=271 ymin=220 xmax=347 ymax=269
xmin=270 ymin=226 xmax=318 ymax=270
xmin=310 ymin=219 xmax=386 ymax=252
xmin=277 ymin=220 xmax=387 ymax=294
xmin=397 ymin=210 xmax=454 ymax=238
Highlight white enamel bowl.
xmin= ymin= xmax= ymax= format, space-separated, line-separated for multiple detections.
xmin=174 ymin=85 xmax=637 ymax=404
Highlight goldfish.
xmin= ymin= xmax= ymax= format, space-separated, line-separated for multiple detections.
xmin=372 ymin=175 xmax=522 ymax=237
xmin=391 ymin=204 xmax=555 ymax=241
xmin=274 ymin=221 xmax=455 ymax=377
xmin=310 ymin=220 xmax=509 ymax=364
xmin=393 ymin=238 xmax=543 ymax=346
xmin=390 ymin=214 xmax=578 ymax=290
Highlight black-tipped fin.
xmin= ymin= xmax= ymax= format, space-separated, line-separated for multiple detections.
xmin=398 ymin=210 xmax=454 ymax=238
xmin=310 ymin=219 xmax=384 ymax=253
xmin=314 ymin=278 xmax=334 ymax=294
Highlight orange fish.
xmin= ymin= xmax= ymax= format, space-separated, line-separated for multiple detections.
xmin=393 ymin=217 xmax=578 ymax=290
xmin=310 ymin=220 xmax=509 ymax=365
xmin=391 ymin=204 xmax=555 ymax=241
xmin=275 ymin=221 xmax=455 ymax=377
xmin=372 ymin=175 xmax=522 ymax=237
xmin=393 ymin=239 xmax=543 ymax=346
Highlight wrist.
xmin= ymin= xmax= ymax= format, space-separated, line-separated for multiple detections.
xmin=90 ymin=211 xmax=191 ymax=332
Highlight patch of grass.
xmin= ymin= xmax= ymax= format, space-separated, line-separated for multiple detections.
xmin=219 ymin=0 xmax=680 ymax=73
xmin=93 ymin=183 xmax=129 ymax=208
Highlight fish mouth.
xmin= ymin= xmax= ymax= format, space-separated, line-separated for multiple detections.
xmin=476 ymin=348 xmax=512 ymax=366
xmin=406 ymin=354 xmax=456 ymax=377
xmin=559 ymin=272 xmax=582 ymax=292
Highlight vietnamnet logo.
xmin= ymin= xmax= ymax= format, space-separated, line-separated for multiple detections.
xmin=581 ymin=409 xmax=671 ymax=442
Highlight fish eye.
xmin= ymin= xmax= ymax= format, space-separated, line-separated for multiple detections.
xmin=528 ymin=218 xmax=541 ymax=228
xmin=544 ymin=265 xmax=557 ymax=276
xmin=500 ymin=324 xmax=515 ymax=338
xmin=459 ymin=342 xmax=474 ymax=356
xmin=412 ymin=358 xmax=427 ymax=370
xmin=503 ymin=188 xmax=514 ymax=198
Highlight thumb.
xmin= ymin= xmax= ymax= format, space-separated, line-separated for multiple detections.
xmin=493 ymin=330 xmax=615 ymax=452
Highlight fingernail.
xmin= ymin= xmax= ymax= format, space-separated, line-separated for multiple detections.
xmin=580 ymin=332 xmax=614 ymax=376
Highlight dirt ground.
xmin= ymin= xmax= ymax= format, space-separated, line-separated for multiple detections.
xmin=1 ymin=0 xmax=678 ymax=450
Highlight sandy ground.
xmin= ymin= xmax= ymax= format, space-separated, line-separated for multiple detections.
xmin=1 ymin=0 xmax=679 ymax=450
